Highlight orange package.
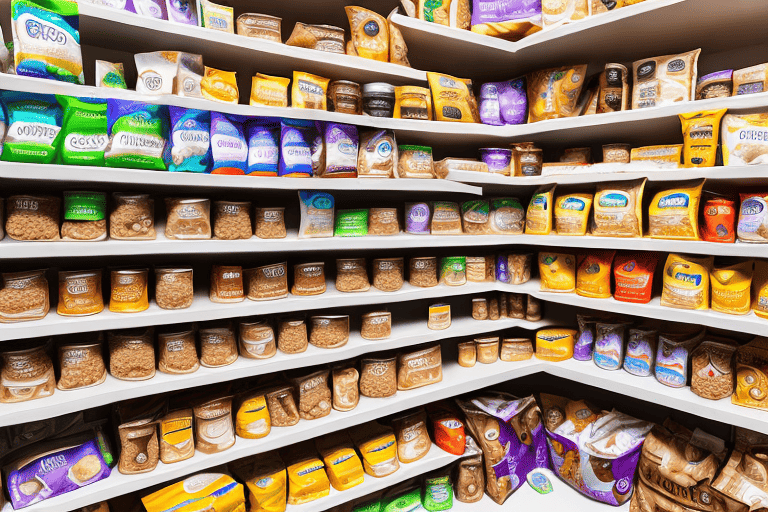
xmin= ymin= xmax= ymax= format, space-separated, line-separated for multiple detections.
xmin=576 ymin=250 xmax=616 ymax=299
xmin=431 ymin=413 xmax=465 ymax=455
xmin=700 ymin=195 xmax=736 ymax=243
xmin=613 ymin=252 xmax=659 ymax=304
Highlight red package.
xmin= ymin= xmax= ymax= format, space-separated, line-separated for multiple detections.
xmin=432 ymin=415 xmax=466 ymax=455
xmin=700 ymin=196 xmax=736 ymax=243
xmin=613 ymin=252 xmax=659 ymax=304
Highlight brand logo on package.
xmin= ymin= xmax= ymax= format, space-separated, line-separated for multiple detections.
xmin=658 ymin=193 xmax=689 ymax=209
xmin=25 ymin=18 xmax=67 ymax=44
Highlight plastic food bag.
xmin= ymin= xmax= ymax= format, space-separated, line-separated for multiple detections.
xmin=554 ymin=193 xmax=592 ymax=236
xmin=733 ymin=64 xmax=768 ymax=96
xmin=490 ymin=197 xmax=525 ymax=234
xmin=11 ymin=0 xmax=83 ymax=84
xmin=166 ymin=0 xmax=196 ymax=24
xmin=358 ymin=130 xmax=396 ymax=178
xmin=250 ymin=73 xmax=290 ymax=107
xmin=200 ymin=0 xmax=233 ymax=32
xmin=722 ymin=113 xmax=768 ymax=166
xmin=525 ymin=184 xmax=555 ymax=235
xmin=105 ymin=99 xmax=168 ymax=170
xmin=201 ymin=67 xmax=239 ymax=104
xmin=1 ymin=91 xmax=62 ymax=164
xmin=428 ymin=72 xmax=479 ymax=123
xmin=613 ymin=252 xmax=658 ymax=304
xmin=246 ymin=119 xmax=279 ymax=176
xmin=632 ymin=49 xmax=701 ymax=109
xmin=576 ymin=250 xmax=615 ymax=299
xmin=543 ymin=0 xmax=588 ymax=28
xmin=57 ymin=97 xmax=107 ymax=167
xmin=168 ymin=106 xmax=210 ymax=173
xmin=135 ymin=51 xmax=177 ymax=95
xmin=143 ymin=474 xmax=245 ymax=512
xmin=592 ymin=178 xmax=646 ymax=237
xmin=299 ymin=191 xmax=334 ymax=238
xmin=280 ymin=119 xmax=314 ymax=177
xmin=479 ymin=77 xmax=527 ymax=126
xmin=737 ymin=192 xmax=768 ymax=243
xmin=661 ymin=253 xmax=713 ymax=310
xmin=292 ymin=71 xmax=330 ymax=110
xmin=210 ymin=112 xmax=247 ymax=174
xmin=527 ymin=65 xmax=588 ymax=123
xmin=539 ymin=252 xmax=576 ymax=293
xmin=346 ymin=6 xmax=388 ymax=61
xmin=470 ymin=0 xmax=542 ymax=41
xmin=95 ymin=60 xmax=127 ymax=89
xmin=648 ymin=179 xmax=704 ymax=240
xmin=711 ymin=261 xmax=753 ymax=315
xmin=680 ymin=109 xmax=726 ymax=168
xmin=320 ymin=123 xmax=358 ymax=178
xmin=176 ymin=52 xmax=204 ymax=98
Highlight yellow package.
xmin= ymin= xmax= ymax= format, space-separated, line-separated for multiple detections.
xmin=201 ymin=0 xmax=234 ymax=33
xmin=142 ymin=473 xmax=246 ymax=512
xmin=388 ymin=16 xmax=411 ymax=66
xmin=630 ymin=144 xmax=682 ymax=168
xmin=535 ymin=328 xmax=577 ymax=362
xmin=316 ymin=432 xmax=365 ymax=491
xmin=527 ymin=65 xmax=588 ymax=123
xmin=592 ymin=178 xmax=646 ymax=238
xmin=159 ymin=409 xmax=194 ymax=464
xmin=346 ymin=7 xmax=389 ymax=61
xmin=250 ymin=74 xmax=290 ymax=107
xmin=661 ymin=253 xmax=714 ymax=310
xmin=394 ymin=86 xmax=432 ymax=121
xmin=284 ymin=454 xmax=330 ymax=505
xmin=229 ymin=452 xmax=287 ymax=512
xmin=722 ymin=113 xmax=768 ymax=166
xmin=539 ymin=252 xmax=576 ymax=293
xmin=201 ymin=67 xmax=239 ymax=104
xmin=427 ymin=72 xmax=477 ymax=123
xmin=648 ymin=179 xmax=705 ymax=240
xmin=352 ymin=422 xmax=400 ymax=478
xmin=752 ymin=261 xmax=768 ymax=319
xmin=235 ymin=393 xmax=271 ymax=439
xmin=711 ymin=261 xmax=753 ymax=316
xmin=526 ymin=184 xmax=556 ymax=235
xmin=554 ymin=193 xmax=593 ymax=236
xmin=576 ymin=250 xmax=616 ymax=299
xmin=292 ymin=72 xmax=330 ymax=110
xmin=679 ymin=109 xmax=727 ymax=168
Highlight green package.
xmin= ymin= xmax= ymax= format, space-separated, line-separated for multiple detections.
xmin=57 ymin=96 xmax=108 ymax=167
xmin=63 ymin=191 xmax=106 ymax=220
xmin=423 ymin=475 xmax=453 ymax=511
xmin=335 ymin=209 xmax=369 ymax=237
xmin=105 ymin=98 xmax=168 ymax=170
xmin=353 ymin=500 xmax=382 ymax=512
xmin=384 ymin=488 xmax=423 ymax=512
xmin=440 ymin=256 xmax=466 ymax=285
xmin=0 ymin=90 xmax=62 ymax=164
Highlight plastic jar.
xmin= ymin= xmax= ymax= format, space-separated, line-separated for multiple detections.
xmin=109 ymin=269 xmax=149 ymax=313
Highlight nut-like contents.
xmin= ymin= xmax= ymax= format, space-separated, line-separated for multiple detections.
xmin=213 ymin=201 xmax=252 ymax=240
xmin=507 ymin=293 xmax=525 ymax=319
xmin=292 ymin=262 xmax=326 ymax=296
xmin=199 ymin=324 xmax=238 ymax=368
xmin=278 ymin=317 xmax=308 ymax=354
xmin=61 ymin=191 xmax=107 ymax=241
xmin=0 ymin=270 xmax=49 ymax=323
xmin=265 ymin=386 xmax=300 ymax=427
xmin=466 ymin=257 xmax=488 ymax=282
xmin=158 ymin=328 xmax=199 ymax=375
xmin=392 ymin=410 xmax=431 ymax=463
xmin=210 ymin=265 xmax=245 ymax=303
xmin=472 ymin=298 xmax=488 ymax=320
xmin=431 ymin=201 xmax=462 ymax=234
xmin=57 ymin=270 xmax=104 ymax=317
xmin=118 ymin=419 xmax=159 ymax=475
xmin=155 ymin=268 xmax=194 ymax=310
xmin=58 ymin=341 xmax=106 ymax=390
xmin=476 ymin=337 xmax=499 ymax=364
xmin=239 ymin=320 xmax=277 ymax=359
xmin=61 ymin=220 xmax=107 ymax=241
xmin=1 ymin=345 xmax=56 ymax=403
xmin=194 ymin=397 xmax=235 ymax=454
xmin=336 ymin=258 xmax=370 ymax=292
xmin=498 ymin=292 xmax=508 ymax=318
xmin=360 ymin=357 xmax=397 ymax=398
xmin=526 ymin=295 xmax=542 ymax=321
xmin=500 ymin=338 xmax=534 ymax=362
xmin=309 ymin=315 xmax=349 ymax=349
xmin=255 ymin=207 xmax=287 ymax=239
xmin=372 ymin=258 xmax=404 ymax=292
xmin=361 ymin=311 xmax=391 ymax=340
xmin=458 ymin=341 xmax=477 ymax=367
xmin=332 ymin=366 xmax=359 ymax=411
xmin=508 ymin=254 xmax=533 ymax=285
xmin=368 ymin=208 xmax=400 ymax=236
xmin=108 ymin=328 xmax=155 ymax=381
xmin=440 ymin=256 xmax=467 ymax=286
xmin=109 ymin=269 xmax=149 ymax=313
xmin=110 ymin=194 xmax=155 ymax=240
xmin=397 ymin=345 xmax=442 ymax=390
xmin=409 ymin=257 xmax=438 ymax=288
xmin=246 ymin=262 xmax=288 ymax=301
xmin=6 ymin=195 xmax=60 ymax=241
xmin=485 ymin=255 xmax=496 ymax=281
xmin=165 ymin=198 xmax=211 ymax=240
xmin=691 ymin=340 xmax=736 ymax=400
xmin=428 ymin=303 xmax=451 ymax=330
xmin=293 ymin=370 xmax=332 ymax=420
xmin=488 ymin=298 xmax=500 ymax=320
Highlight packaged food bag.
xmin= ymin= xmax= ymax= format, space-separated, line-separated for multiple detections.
xmin=280 ymin=119 xmax=314 ymax=177
xmin=738 ymin=192 xmax=768 ymax=243
xmin=543 ymin=0 xmax=588 ymax=28
xmin=346 ymin=6 xmax=388 ymax=61
xmin=0 ymin=91 xmax=62 ymax=164
xmin=298 ymin=190 xmax=334 ymax=238
xmin=631 ymin=50 xmax=700 ymax=109
xmin=470 ymin=0 xmax=542 ymax=41
xmin=679 ymin=109 xmax=726 ymax=168
xmin=210 ymin=112 xmax=247 ymax=174
xmin=229 ymin=452 xmax=286 ymax=512
xmin=246 ymin=118 xmax=279 ymax=176
xmin=647 ymin=179 xmax=704 ymax=240
xmin=722 ymin=113 xmax=768 ymax=166
xmin=142 ymin=473 xmax=246 ymax=512
xmin=105 ymin=99 xmax=168 ymax=170
xmin=540 ymin=394 xmax=653 ymax=506
xmin=168 ymin=106 xmax=210 ymax=173
xmin=661 ymin=253 xmax=713 ymax=310
xmin=165 ymin=0 xmax=197 ymax=24
xmin=11 ymin=0 xmax=83 ymax=84
xmin=527 ymin=65 xmax=588 ymax=123
xmin=57 ymin=96 xmax=108 ymax=167
xmin=320 ymin=123 xmax=358 ymax=178
xmin=592 ymin=178 xmax=646 ymax=237
xmin=428 ymin=72 xmax=479 ymax=123
xmin=456 ymin=393 xmax=548 ymax=504
xmin=479 ymin=77 xmax=528 ymax=126
xmin=95 ymin=60 xmax=127 ymax=89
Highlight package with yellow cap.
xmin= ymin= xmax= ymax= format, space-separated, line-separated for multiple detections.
xmin=661 ymin=253 xmax=714 ymax=310
xmin=229 ymin=451 xmax=287 ymax=512
xmin=539 ymin=252 xmax=576 ymax=293
xmin=142 ymin=473 xmax=246 ymax=512
xmin=281 ymin=442 xmax=330 ymax=505
xmin=648 ymin=179 xmax=704 ymax=240
xmin=315 ymin=431 xmax=365 ymax=491
xmin=251 ymin=74 xmax=290 ymax=107
xmin=711 ymin=261 xmax=753 ymax=315
xmin=201 ymin=67 xmax=239 ymax=104
xmin=351 ymin=421 xmax=400 ymax=478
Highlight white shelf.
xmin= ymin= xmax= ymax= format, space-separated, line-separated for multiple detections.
xmin=0 ymin=316 xmax=551 ymax=426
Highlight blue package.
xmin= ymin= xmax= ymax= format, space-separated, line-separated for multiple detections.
xmin=105 ymin=98 xmax=168 ymax=170
xmin=279 ymin=119 xmax=314 ymax=177
xmin=0 ymin=90 xmax=62 ymax=164
xmin=168 ymin=106 xmax=210 ymax=173
xmin=496 ymin=253 xmax=510 ymax=283
xmin=210 ymin=112 xmax=248 ymax=175
xmin=246 ymin=118 xmax=279 ymax=176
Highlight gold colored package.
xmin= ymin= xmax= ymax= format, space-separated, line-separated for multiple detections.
xmin=142 ymin=474 xmax=245 ymax=512
xmin=554 ymin=193 xmax=592 ymax=236
xmin=394 ymin=86 xmax=432 ymax=120
xmin=470 ymin=7 xmax=542 ymax=41
xmin=352 ymin=422 xmax=400 ymax=477
xmin=629 ymin=144 xmax=682 ymax=168
xmin=397 ymin=345 xmax=442 ymax=390
xmin=235 ymin=392 xmax=271 ymax=439
xmin=201 ymin=67 xmax=238 ymax=104
xmin=648 ymin=179 xmax=704 ymax=240
xmin=229 ymin=452 xmax=287 ymax=512
xmin=315 ymin=432 xmax=365 ymax=491
xmin=286 ymin=23 xmax=345 ymax=54
xmin=539 ymin=252 xmax=576 ymax=293
xmin=592 ymin=178 xmax=646 ymax=237
xmin=575 ymin=250 xmax=615 ymax=298
xmin=250 ymin=74 xmax=290 ymax=107
xmin=525 ymin=184 xmax=555 ymax=235
xmin=597 ymin=63 xmax=629 ymax=113
xmin=632 ymin=49 xmax=701 ymax=109
xmin=542 ymin=0 xmax=588 ymax=28
xmin=711 ymin=261 xmax=753 ymax=315
xmin=159 ymin=409 xmax=194 ymax=464
xmin=292 ymin=71 xmax=330 ymax=110
xmin=427 ymin=72 xmax=478 ymax=123
xmin=283 ymin=449 xmax=330 ymax=505
xmin=661 ymin=253 xmax=713 ymax=310
xmin=201 ymin=0 xmax=234 ymax=32
xmin=733 ymin=63 xmax=768 ymax=95
xmin=236 ymin=13 xmax=281 ymax=42
xmin=679 ymin=109 xmax=726 ymax=167
xmin=733 ymin=337 xmax=768 ymax=411
xmin=527 ymin=65 xmax=588 ymax=123
xmin=388 ymin=13 xmax=410 ymax=66
xmin=722 ymin=112 xmax=768 ymax=166
xmin=346 ymin=7 xmax=389 ymax=61
xmin=753 ymin=261 xmax=768 ymax=320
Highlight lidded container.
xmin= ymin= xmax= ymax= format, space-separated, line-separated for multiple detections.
xmin=57 ymin=334 xmax=107 ymax=390
xmin=362 ymin=83 xmax=395 ymax=117
xmin=239 ymin=319 xmax=277 ymax=359
xmin=0 ymin=270 xmax=49 ymax=323
xmin=0 ymin=340 xmax=55 ymax=403
xmin=57 ymin=269 xmax=104 ymax=316
xmin=158 ymin=325 xmax=199 ymax=375
xmin=154 ymin=267 xmax=194 ymax=310
xmin=109 ymin=268 xmax=149 ymax=313
xmin=108 ymin=327 xmax=156 ymax=381
xmin=328 ymin=80 xmax=362 ymax=115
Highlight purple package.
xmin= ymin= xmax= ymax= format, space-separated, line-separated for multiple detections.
xmin=573 ymin=314 xmax=596 ymax=361
xmin=472 ymin=0 xmax=541 ymax=27
xmin=102 ymin=0 xmax=168 ymax=19
xmin=496 ymin=253 xmax=510 ymax=283
xmin=480 ymin=78 xmax=528 ymax=126
xmin=479 ymin=148 xmax=513 ymax=174
xmin=323 ymin=123 xmax=358 ymax=178
xmin=540 ymin=394 xmax=652 ymax=506
xmin=457 ymin=393 xmax=549 ymax=504
xmin=166 ymin=0 xmax=198 ymax=24
xmin=405 ymin=202 xmax=431 ymax=234
xmin=8 ymin=434 xmax=112 ymax=509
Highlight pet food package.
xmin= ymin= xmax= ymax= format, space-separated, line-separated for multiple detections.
xmin=428 ymin=72 xmax=479 ymax=123
xmin=457 ymin=393 xmax=548 ymax=504
xmin=738 ymin=192 xmax=768 ymax=243
xmin=527 ymin=65 xmax=588 ymax=123
xmin=168 ymin=106 xmax=211 ymax=173
xmin=95 ymin=60 xmax=127 ymax=89
xmin=57 ymin=96 xmax=108 ymax=167
xmin=11 ymin=0 xmax=83 ymax=84
xmin=592 ymin=178 xmax=646 ymax=237
xmin=470 ymin=0 xmax=542 ymax=41
xmin=299 ymin=191 xmax=335 ymax=238
xmin=722 ymin=112 xmax=768 ymax=166
xmin=647 ymin=179 xmax=704 ymax=240
xmin=539 ymin=252 xmax=576 ymax=293
xmin=7 ymin=432 xmax=113 ymax=509
xmin=576 ymin=250 xmax=615 ymax=299
xmin=210 ymin=112 xmax=248 ymax=174
xmin=613 ymin=252 xmax=658 ymax=304
xmin=632 ymin=49 xmax=701 ymax=109
xmin=1 ymin=91 xmax=62 ymax=164
xmin=142 ymin=474 xmax=246 ymax=512
xmin=479 ymin=78 xmax=528 ymax=126
xmin=105 ymin=99 xmax=168 ymax=170
xmin=280 ymin=119 xmax=315 ymax=177
xmin=540 ymin=394 xmax=652 ymax=506
xmin=320 ymin=123 xmax=358 ymax=178
xmin=246 ymin=119 xmax=279 ymax=176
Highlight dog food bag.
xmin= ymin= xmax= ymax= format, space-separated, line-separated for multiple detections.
xmin=661 ymin=253 xmax=713 ymax=310
xmin=229 ymin=452 xmax=286 ymax=512
xmin=613 ymin=251 xmax=659 ymax=304
xmin=210 ymin=112 xmax=248 ymax=174
xmin=711 ymin=261 xmax=753 ymax=315
xmin=655 ymin=328 xmax=706 ymax=388
xmin=632 ymin=49 xmax=701 ymax=109
xmin=470 ymin=0 xmax=542 ymax=40
xmin=700 ymin=193 xmax=736 ymax=243
xmin=576 ymin=250 xmax=615 ymax=299
xmin=648 ymin=179 xmax=704 ymax=240
xmin=143 ymin=474 xmax=245 ymax=512
xmin=352 ymin=422 xmax=400 ymax=478
xmin=57 ymin=96 xmax=108 ymax=167
xmin=168 ymin=106 xmax=210 ymax=173
xmin=539 ymin=252 xmax=576 ymax=293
